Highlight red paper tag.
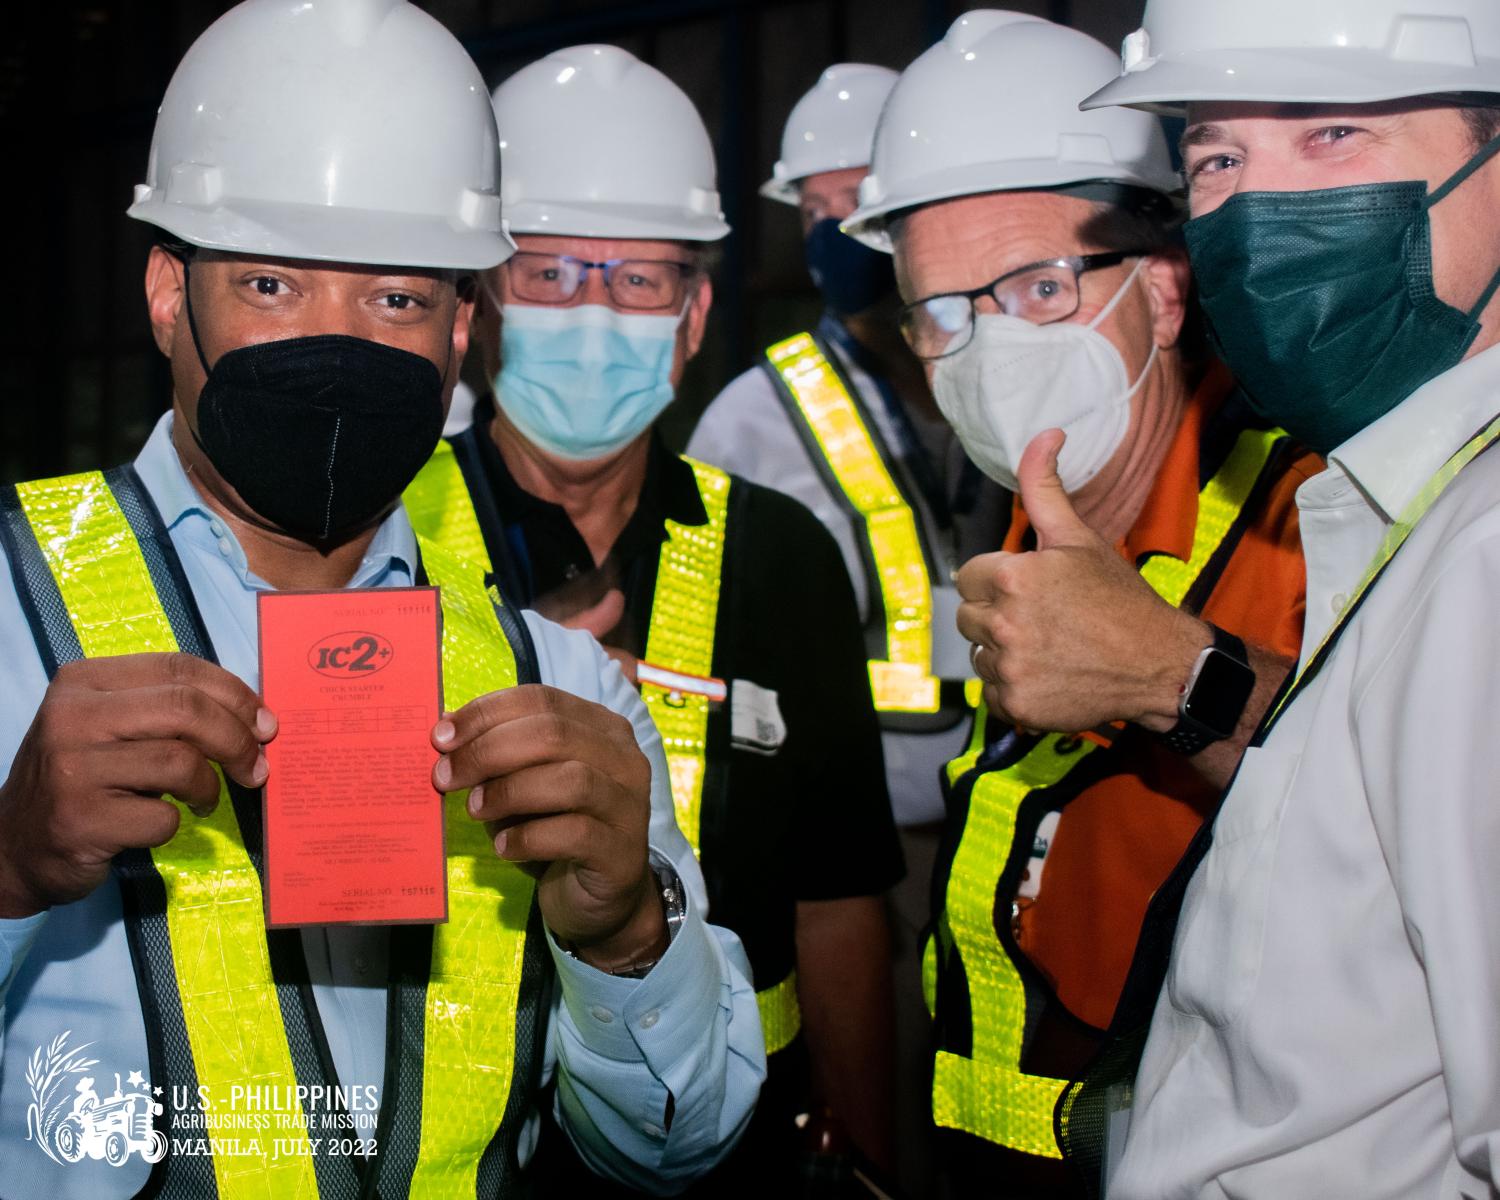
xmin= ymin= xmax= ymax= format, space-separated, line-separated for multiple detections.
xmin=258 ymin=588 xmax=447 ymax=927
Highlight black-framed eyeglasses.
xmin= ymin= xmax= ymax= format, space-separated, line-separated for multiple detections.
xmin=505 ymin=252 xmax=696 ymax=311
xmin=898 ymin=250 xmax=1148 ymax=361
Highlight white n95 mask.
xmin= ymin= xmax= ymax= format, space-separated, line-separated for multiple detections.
xmin=931 ymin=260 xmax=1155 ymax=494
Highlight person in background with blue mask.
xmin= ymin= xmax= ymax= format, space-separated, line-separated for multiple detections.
xmin=687 ymin=69 xmax=1012 ymax=1195
xmin=403 ymin=43 xmax=904 ymax=1197
xmin=1066 ymin=1 xmax=1500 ymax=1196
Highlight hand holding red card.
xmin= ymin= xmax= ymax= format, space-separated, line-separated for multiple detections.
xmin=258 ymin=588 xmax=447 ymax=927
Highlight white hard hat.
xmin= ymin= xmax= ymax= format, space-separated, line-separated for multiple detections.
xmin=1083 ymin=0 xmax=1500 ymax=114
xmin=760 ymin=64 xmax=900 ymax=205
xmin=843 ymin=10 xmax=1180 ymax=251
xmin=127 ymin=0 xmax=512 ymax=270
xmin=493 ymin=45 xmax=729 ymax=242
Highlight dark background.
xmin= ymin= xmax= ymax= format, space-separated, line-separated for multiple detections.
xmin=1 ymin=0 xmax=1143 ymax=485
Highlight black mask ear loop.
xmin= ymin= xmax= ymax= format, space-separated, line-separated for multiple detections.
xmin=176 ymin=252 xmax=216 ymax=377
xmin=173 ymin=252 xmax=222 ymax=465
xmin=1424 ymin=131 xmax=1500 ymax=322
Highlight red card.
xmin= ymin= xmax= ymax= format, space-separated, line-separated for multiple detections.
xmin=258 ymin=588 xmax=447 ymax=927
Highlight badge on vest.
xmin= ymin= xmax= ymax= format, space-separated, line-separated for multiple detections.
xmin=731 ymin=679 xmax=786 ymax=755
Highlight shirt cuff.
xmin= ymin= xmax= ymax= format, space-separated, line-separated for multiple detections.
xmin=0 ymin=912 xmax=47 ymax=995
xmin=547 ymin=894 xmax=723 ymax=1070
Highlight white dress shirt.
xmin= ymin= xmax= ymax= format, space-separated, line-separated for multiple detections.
xmin=1112 ymin=343 xmax=1500 ymax=1199
xmin=0 ymin=415 xmax=764 ymax=1199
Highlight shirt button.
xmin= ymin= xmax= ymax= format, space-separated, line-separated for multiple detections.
xmin=638 ymin=1009 xmax=660 ymax=1030
xmin=641 ymin=1122 xmax=661 ymax=1138
xmin=209 ymin=519 xmax=225 ymax=537
xmin=353 ymin=955 xmax=369 ymax=976
xmin=1331 ymin=592 xmax=1349 ymax=613
xmin=589 ymin=1005 xmax=614 ymax=1024
xmin=216 ymin=537 xmax=233 ymax=558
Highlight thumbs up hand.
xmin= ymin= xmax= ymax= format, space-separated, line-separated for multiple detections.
xmin=956 ymin=429 xmax=1211 ymax=733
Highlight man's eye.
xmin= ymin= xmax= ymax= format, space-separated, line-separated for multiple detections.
xmin=383 ymin=294 xmax=416 ymax=310
xmin=1310 ymin=125 xmax=1360 ymax=146
xmin=1188 ymin=153 xmax=1240 ymax=178
xmin=254 ymin=277 xmax=281 ymax=296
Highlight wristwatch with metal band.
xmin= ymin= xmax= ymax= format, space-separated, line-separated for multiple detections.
xmin=602 ymin=860 xmax=688 ymax=980
xmin=1159 ymin=623 xmax=1255 ymax=757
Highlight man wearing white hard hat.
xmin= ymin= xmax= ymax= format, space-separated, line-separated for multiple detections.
xmin=843 ymin=11 xmax=1321 ymax=1194
xmin=0 ymin=3 xmax=762 ymax=1196
xmin=1070 ymin=2 xmax=1500 ymax=1196
xmin=687 ymin=62 xmax=1012 ymax=1195
xmin=403 ymin=44 xmax=902 ymax=1192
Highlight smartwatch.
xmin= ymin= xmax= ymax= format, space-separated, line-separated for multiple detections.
xmin=1159 ymin=624 xmax=1255 ymax=757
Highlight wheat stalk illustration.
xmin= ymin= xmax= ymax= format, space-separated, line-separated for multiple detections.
xmin=25 ymin=1031 xmax=99 ymax=1164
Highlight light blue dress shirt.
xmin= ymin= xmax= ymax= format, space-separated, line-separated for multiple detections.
xmin=0 ymin=415 xmax=764 ymax=1198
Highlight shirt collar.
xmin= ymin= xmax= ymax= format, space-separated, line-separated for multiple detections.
xmin=1327 ymin=341 xmax=1500 ymax=524
xmin=133 ymin=412 xmax=419 ymax=588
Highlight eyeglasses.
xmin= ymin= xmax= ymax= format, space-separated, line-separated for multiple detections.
xmin=505 ymin=252 xmax=696 ymax=311
xmin=898 ymin=250 xmax=1148 ymax=360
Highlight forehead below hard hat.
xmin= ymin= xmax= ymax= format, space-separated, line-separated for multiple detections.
xmin=501 ymin=198 xmax=729 ymax=243
xmin=509 ymin=230 xmax=698 ymax=259
xmin=892 ymin=186 xmax=1138 ymax=252
xmin=884 ymin=159 xmax=1175 ymax=229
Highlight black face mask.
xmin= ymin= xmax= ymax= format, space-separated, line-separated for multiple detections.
xmin=182 ymin=259 xmax=448 ymax=544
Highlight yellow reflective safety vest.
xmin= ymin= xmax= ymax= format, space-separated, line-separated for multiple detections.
xmin=764 ymin=331 xmax=965 ymax=731
xmin=405 ymin=440 xmax=802 ymax=1055
xmin=0 ymin=465 xmax=548 ymax=1199
xmin=930 ymin=427 xmax=1286 ymax=1160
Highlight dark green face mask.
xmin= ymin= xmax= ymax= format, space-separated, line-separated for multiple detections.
xmin=1184 ymin=132 xmax=1500 ymax=455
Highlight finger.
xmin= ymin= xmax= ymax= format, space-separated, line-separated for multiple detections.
xmin=492 ymin=811 xmax=599 ymax=866
xmin=955 ymin=551 xmax=1013 ymax=603
xmin=1015 ymin=429 xmax=1092 ymax=550
xmin=957 ymin=601 xmax=995 ymax=653
xmin=601 ymin=647 xmax=639 ymax=687
xmin=78 ymin=792 xmax=184 ymax=854
xmin=466 ymin=759 xmax=610 ymax=824
xmin=84 ymin=741 xmax=223 ymax=814
xmin=59 ymin=652 xmax=276 ymax=742
xmin=434 ymin=684 xmax=633 ymax=758
xmin=75 ymin=685 xmax=265 ymax=789
xmin=437 ymin=710 xmax=633 ymax=794
xmin=562 ymin=588 xmax=627 ymax=642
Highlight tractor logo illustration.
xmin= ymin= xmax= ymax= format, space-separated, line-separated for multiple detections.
xmin=25 ymin=1032 xmax=167 ymax=1167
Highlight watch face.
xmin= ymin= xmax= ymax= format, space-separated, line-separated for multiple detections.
xmin=1183 ymin=649 xmax=1256 ymax=739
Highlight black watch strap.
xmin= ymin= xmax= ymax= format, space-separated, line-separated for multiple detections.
xmin=1159 ymin=624 xmax=1252 ymax=757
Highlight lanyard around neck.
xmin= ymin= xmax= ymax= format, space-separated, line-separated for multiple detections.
xmin=1257 ymin=410 xmax=1500 ymax=742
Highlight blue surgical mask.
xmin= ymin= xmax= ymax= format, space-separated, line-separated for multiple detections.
xmin=495 ymin=302 xmax=685 ymax=461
